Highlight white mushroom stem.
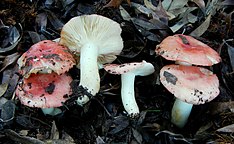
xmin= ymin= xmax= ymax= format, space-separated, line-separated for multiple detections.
xmin=171 ymin=99 xmax=193 ymax=128
xmin=171 ymin=61 xmax=193 ymax=128
xmin=121 ymin=72 xmax=139 ymax=117
xmin=76 ymin=43 xmax=100 ymax=105
xmin=175 ymin=61 xmax=191 ymax=66
xmin=41 ymin=108 xmax=62 ymax=116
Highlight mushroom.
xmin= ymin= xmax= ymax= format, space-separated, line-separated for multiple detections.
xmin=160 ymin=65 xmax=220 ymax=128
xmin=155 ymin=34 xmax=221 ymax=128
xmin=17 ymin=40 xmax=76 ymax=78
xmin=59 ymin=14 xmax=123 ymax=105
xmin=15 ymin=73 xmax=73 ymax=115
xmin=104 ymin=61 xmax=155 ymax=117
xmin=155 ymin=34 xmax=221 ymax=66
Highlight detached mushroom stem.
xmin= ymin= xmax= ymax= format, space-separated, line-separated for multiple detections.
xmin=171 ymin=99 xmax=193 ymax=128
xmin=121 ymin=72 xmax=139 ymax=117
xmin=77 ymin=43 xmax=100 ymax=105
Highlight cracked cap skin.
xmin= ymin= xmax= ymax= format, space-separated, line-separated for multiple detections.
xmin=17 ymin=40 xmax=76 ymax=78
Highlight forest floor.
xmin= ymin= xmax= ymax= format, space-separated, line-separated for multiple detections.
xmin=0 ymin=0 xmax=233 ymax=143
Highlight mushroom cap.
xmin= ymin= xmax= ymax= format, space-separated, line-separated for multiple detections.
xmin=59 ymin=14 xmax=123 ymax=65
xmin=160 ymin=65 xmax=220 ymax=105
xmin=104 ymin=60 xmax=155 ymax=76
xmin=155 ymin=34 xmax=221 ymax=66
xmin=17 ymin=40 xmax=76 ymax=78
xmin=15 ymin=73 xmax=72 ymax=108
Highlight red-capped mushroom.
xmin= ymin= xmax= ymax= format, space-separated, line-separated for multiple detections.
xmin=15 ymin=73 xmax=72 ymax=115
xmin=155 ymin=34 xmax=221 ymax=66
xmin=104 ymin=61 xmax=155 ymax=117
xmin=160 ymin=65 xmax=220 ymax=128
xmin=156 ymin=34 xmax=221 ymax=128
xmin=17 ymin=40 xmax=76 ymax=78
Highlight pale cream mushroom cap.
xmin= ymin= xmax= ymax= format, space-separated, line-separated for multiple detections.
xmin=59 ymin=14 xmax=123 ymax=66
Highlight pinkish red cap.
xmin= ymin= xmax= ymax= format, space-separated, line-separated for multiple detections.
xmin=17 ymin=40 xmax=76 ymax=78
xmin=160 ymin=65 xmax=220 ymax=105
xmin=155 ymin=34 xmax=221 ymax=66
xmin=15 ymin=73 xmax=72 ymax=108
xmin=104 ymin=60 xmax=155 ymax=76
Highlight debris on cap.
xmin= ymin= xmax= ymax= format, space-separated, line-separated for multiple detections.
xmin=160 ymin=64 xmax=220 ymax=105
xmin=104 ymin=60 xmax=155 ymax=76
xmin=104 ymin=61 xmax=155 ymax=118
xmin=156 ymin=34 xmax=221 ymax=66
xmin=15 ymin=73 xmax=72 ymax=108
xmin=17 ymin=40 xmax=76 ymax=78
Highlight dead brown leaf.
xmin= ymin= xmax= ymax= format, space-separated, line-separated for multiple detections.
xmin=190 ymin=0 xmax=205 ymax=13
xmin=0 ymin=23 xmax=22 ymax=53
xmin=221 ymin=0 xmax=234 ymax=5
xmin=225 ymin=41 xmax=234 ymax=71
xmin=162 ymin=0 xmax=189 ymax=18
xmin=50 ymin=121 xmax=59 ymax=140
xmin=104 ymin=0 xmax=131 ymax=8
xmin=216 ymin=124 xmax=234 ymax=133
xmin=170 ymin=11 xmax=197 ymax=32
xmin=4 ymin=129 xmax=45 ymax=144
xmin=119 ymin=6 xmax=132 ymax=21
xmin=189 ymin=14 xmax=212 ymax=37
xmin=0 ymin=83 xmax=8 ymax=97
xmin=0 ymin=52 xmax=20 ymax=72
xmin=18 ymin=130 xmax=29 ymax=136
xmin=132 ymin=128 xmax=143 ymax=144
xmin=209 ymin=101 xmax=234 ymax=115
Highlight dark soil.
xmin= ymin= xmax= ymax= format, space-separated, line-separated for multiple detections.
xmin=0 ymin=0 xmax=233 ymax=143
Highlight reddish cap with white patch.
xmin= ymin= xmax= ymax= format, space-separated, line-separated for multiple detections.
xmin=104 ymin=60 xmax=155 ymax=76
xmin=17 ymin=40 xmax=76 ymax=78
xmin=15 ymin=73 xmax=72 ymax=108
xmin=160 ymin=65 xmax=220 ymax=105
xmin=155 ymin=34 xmax=221 ymax=66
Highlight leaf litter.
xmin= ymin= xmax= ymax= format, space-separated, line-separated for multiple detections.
xmin=0 ymin=0 xmax=233 ymax=143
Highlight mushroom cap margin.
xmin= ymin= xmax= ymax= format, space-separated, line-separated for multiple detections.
xmin=15 ymin=73 xmax=72 ymax=108
xmin=104 ymin=60 xmax=155 ymax=76
xmin=17 ymin=40 xmax=76 ymax=78
xmin=155 ymin=34 xmax=221 ymax=66
xmin=160 ymin=64 xmax=220 ymax=105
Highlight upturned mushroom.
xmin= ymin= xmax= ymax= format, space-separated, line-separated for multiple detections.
xmin=155 ymin=34 xmax=221 ymax=128
xmin=17 ymin=40 xmax=76 ymax=78
xmin=160 ymin=65 xmax=220 ymax=128
xmin=104 ymin=61 xmax=155 ymax=117
xmin=59 ymin=14 xmax=123 ymax=105
xmin=15 ymin=73 xmax=73 ymax=115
